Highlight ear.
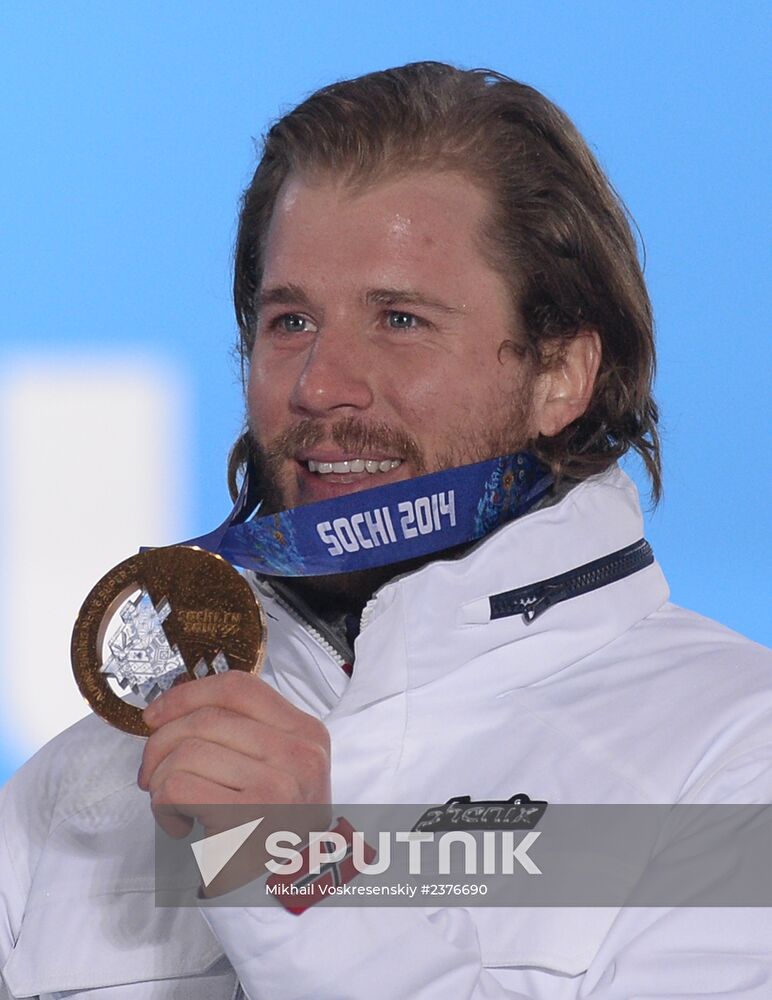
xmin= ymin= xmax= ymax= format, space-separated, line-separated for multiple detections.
xmin=531 ymin=329 xmax=601 ymax=438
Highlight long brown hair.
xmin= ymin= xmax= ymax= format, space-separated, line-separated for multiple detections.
xmin=230 ymin=62 xmax=661 ymax=502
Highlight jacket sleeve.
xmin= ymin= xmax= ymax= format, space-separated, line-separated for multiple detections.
xmin=203 ymin=902 xmax=772 ymax=1000
xmin=201 ymin=745 xmax=772 ymax=1000
xmin=203 ymin=905 xmax=534 ymax=999
xmin=0 ymin=783 xmax=27 ymax=1000
xmin=577 ymin=741 xmax=772 ymax=998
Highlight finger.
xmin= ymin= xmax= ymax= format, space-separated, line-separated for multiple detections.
xmin=149 ymin=762 xmax=312 ymax=839
xmin=150 ymin=770 xmax=249 ymax=838
xmin=143 ymin=671 xmax=313 ymax=732
xmin=146 ymin=740 xmax=264 ymax=797
xmin=153 ymin=804 xmax=194 ymax=840
xmin=139 ymin=706 xmax=320 ymax=789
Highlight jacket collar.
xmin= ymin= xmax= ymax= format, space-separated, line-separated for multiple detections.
xmin=253 ymin=467 xmax=668 ymax=717
xmin=327 ymin=466 xmax=669 ymax=716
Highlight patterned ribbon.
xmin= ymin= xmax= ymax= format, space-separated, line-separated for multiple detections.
xmin=183 ymin=453 xmax=553 ymax=577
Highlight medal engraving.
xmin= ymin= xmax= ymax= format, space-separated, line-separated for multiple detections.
xmin=72 ymin=546 xmax=266 ymax=736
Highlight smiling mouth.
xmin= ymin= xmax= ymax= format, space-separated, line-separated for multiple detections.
xmin=306 ymin=458 xmax=403 ymax=475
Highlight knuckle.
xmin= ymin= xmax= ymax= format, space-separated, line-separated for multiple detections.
xmin=177 ymin=736 xmax=208 ymax=760
xmin=294 ymin=736 xmax=330 ymax=777
xmin=312 ymin=717 xmax=331 ymax=747
xmin=160 ymin=771 xmax=193 ymax=804
xmin=292 ymin=715 xmax=330 ymax=748
xmin=267 ymin=771 xmax=302 ymax=804
xmin=194 ymin=704 xmax=228 ymax=731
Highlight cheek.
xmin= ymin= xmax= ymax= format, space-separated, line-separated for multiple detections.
xmin=379 ymin=376 xmax=451 ymax=439
xmin=416 ymin=362 xmax=513 ymax=410
xmin=382 ymin=356 xmax=511 ymax=430
xmin=245 ymin=365 xmax=263 ymax=430
xmin=246 ymin=351 xmax=287 ymax=438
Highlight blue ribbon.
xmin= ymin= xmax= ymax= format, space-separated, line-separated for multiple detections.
xmin=184 ymin=453 xmax=552 ymax=578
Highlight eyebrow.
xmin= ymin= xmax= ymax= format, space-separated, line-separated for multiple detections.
xmin=255 ymin=284 xmax=313 ymax=311
xmin=365 ymin=288 xmax=462 ymax=315
xmin=255 ymin=284 xmax=462 ymax=316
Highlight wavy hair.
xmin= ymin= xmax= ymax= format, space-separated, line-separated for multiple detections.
xmin=229 ymin=62 xmax=661 ymax=501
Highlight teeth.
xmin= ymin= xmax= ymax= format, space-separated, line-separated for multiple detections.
xmin=307 ymin=458 xmax=402 ymax=475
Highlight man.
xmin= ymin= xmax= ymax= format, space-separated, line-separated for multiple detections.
xmin=1 ymin=62 xmax=770 ymax=998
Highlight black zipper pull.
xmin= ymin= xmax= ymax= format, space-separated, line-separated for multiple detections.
xmin=488 ymin=539 xmax=654 ymax=625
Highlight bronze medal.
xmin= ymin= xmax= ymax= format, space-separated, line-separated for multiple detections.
xmin=71 ymin=546 xmax=266 ymax=736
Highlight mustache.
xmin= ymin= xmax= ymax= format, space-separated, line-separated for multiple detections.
xmin=260 ymin=417 xmax=427 ymax=473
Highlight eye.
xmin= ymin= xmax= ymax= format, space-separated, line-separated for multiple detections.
xmin=267 ymin=313 xmax=317 ymax=335
xmin=385 ymin=310 xmax=426 ymax=331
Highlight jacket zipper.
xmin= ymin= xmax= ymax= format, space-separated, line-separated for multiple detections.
xmin=250 ymin=576 xmax=351 ymax=667
xmin=489 ymin=538 xmax=654 ymax=624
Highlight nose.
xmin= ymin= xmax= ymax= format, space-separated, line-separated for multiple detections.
xmin=289 ymin=327 xmax=375 ymax=417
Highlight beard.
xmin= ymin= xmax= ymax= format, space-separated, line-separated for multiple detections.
xmin=244 ymin=382 xmax=535 ymax=607
xmin=252 ymin=415 xmax=428 ymax=515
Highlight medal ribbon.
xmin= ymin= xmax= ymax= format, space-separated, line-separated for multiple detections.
xmin=184 ymin=452 xmax=552 ymax=577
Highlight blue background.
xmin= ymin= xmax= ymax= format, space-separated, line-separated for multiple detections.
xmin=1 ymin=2 xmax=769 ymax=779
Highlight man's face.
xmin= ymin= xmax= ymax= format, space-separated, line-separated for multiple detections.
xmin=247 ymin=169 xmax=538 ymax=511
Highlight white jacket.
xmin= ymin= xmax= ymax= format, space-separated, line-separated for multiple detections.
xmin=1 ymin=467 xmax=771 ymax=999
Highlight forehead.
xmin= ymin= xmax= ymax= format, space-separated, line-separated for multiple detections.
xmin=260 ymin=170 xmax=496 ymax=290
